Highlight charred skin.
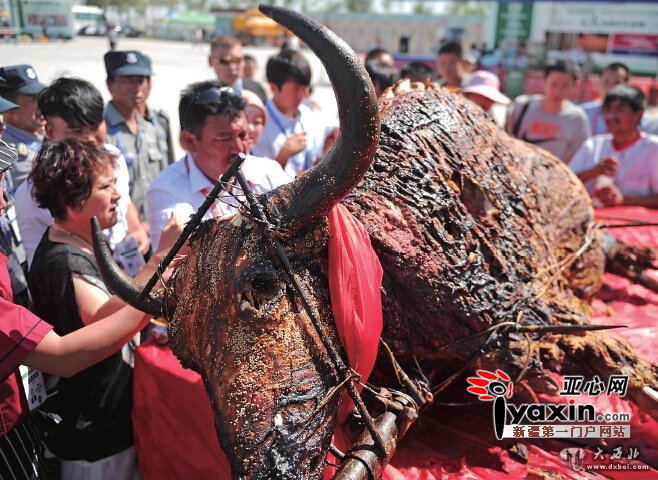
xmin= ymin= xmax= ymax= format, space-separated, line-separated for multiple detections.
xmin=168 ymin=215 xmax=343 ymax=479
xmin=343 ymin=82 xmax=605 ymax=365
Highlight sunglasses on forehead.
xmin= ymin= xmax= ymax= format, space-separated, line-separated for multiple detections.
xmin=217 ymin=55 xmax=244 ymax=66
xmin=195 ymin=86 xmax=237 ymax=104
xmin=181 ymin=86 xmax=239 ymax=130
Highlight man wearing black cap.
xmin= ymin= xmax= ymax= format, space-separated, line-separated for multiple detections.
xmin=0 ymin=64 xmax=46 ymax=190
xmin=0 ymin=68 xmax=42 ymax=308
xmin=0 ymin=94 xmax=17 ymax=137
xmin=569 ymin=85 xmax=658 ymax=208
xmin=104 ymin=50 xmax=173 ymax=217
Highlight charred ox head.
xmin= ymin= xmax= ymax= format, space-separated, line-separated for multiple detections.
xmin=92 ymin=5 xmax=658 ymax=480
xmin=168 ymin=215 xmax=341 ymax=478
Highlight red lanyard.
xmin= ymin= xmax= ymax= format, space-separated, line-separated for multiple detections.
xmin=185 ymin=155 xmax=221 ymax=218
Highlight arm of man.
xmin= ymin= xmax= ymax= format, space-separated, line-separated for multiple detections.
xmin=274 ymin=132 xmax=307 ymax=168
xmin=156 ymin=110 xmax=175 ymax=166
xmin=621 ymin=194 xmax=658 ymax=208
xmin=575 ymin=157 xmax=617 ymax=184
xmin=568 ymin=138 xmax=598 ymax=183
xmin=14 ymin=181 xmax=53 ymax=267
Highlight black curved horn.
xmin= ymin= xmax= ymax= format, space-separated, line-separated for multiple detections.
xmin=259 ymin=5 xmax=380 ymax=229
xmin=90 ymin=217 xmax=164 ymax=316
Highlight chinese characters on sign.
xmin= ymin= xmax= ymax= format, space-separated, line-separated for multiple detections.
xmin=505 ymin=424 xmax=630 ymax=439
xmin=559 ymin=375 xmax=629 ymax=397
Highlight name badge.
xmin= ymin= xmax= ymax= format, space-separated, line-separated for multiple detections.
xmin=112 ymin=236 xmax=146 ymax=277
xmin=19 ymin=365 xmax=47 ymax=411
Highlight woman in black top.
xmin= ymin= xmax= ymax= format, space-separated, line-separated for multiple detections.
xmin=27 ymin=140 xmax=181 ymax=479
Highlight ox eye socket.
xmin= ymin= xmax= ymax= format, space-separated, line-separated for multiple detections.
xmin=238 ymin=273 xmax=285 ymax=316
xmin=251 ymin=276 xmax=278 ymax=297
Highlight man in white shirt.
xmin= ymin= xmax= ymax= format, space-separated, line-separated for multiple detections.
xmin=13 ymin=78 xmax=149 ymax=265
xmin=569 ymin=85 xmax=658 ymax=208
xmin=251 ymin=49 xmax=337 ymax=178
xmin=146 ymin=80 xmax=291 ymax=250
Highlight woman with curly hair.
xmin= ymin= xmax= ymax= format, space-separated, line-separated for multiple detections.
xmin=27 ymin=139 xmax=181 ymax=479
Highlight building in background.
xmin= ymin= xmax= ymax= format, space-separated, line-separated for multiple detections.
xmin=316 ymin=11 xmax=488 ymax=58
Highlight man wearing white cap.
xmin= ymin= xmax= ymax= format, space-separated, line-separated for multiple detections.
xmin=461 ymin=70 xmax=510 ymax=115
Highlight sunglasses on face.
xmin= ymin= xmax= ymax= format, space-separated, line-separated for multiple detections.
xmin=217 ymin=55 xmax=244 ymax=66
xmin=182 ymin=86 xmax=239 ymax=131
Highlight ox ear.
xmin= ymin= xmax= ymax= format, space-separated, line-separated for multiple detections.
xmin=259 ymin=5 xmax=380 ymax=230
xmin=90 ymin=217 xmax=166 ymax=317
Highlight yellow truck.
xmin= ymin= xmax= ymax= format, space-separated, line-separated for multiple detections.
xmin=232 ymin=7 xmax=290 ymax=44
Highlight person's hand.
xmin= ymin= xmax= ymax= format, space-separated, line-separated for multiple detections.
xmin=127 ymin=226 xmax=151 ymax=256
xmin=154 ymin=213 xmax=187 ymax=262
xmin=596 ymin=184 xmax=624 ymax=207
xmin=280 ymin=132 xmax=307 ymax=159
xmin=596 ymin=156 xmax=618 ymax=177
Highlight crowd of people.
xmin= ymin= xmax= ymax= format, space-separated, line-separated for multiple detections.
xmin=364 ymin=42 xmax=658 ymax=207
xmin=0 ymin=31 xmax=657 ymax=479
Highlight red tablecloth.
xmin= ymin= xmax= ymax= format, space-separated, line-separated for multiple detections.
xmin=133 ymin=343 xmax=231 ymax=479
xmin=133 ymin=206 xmax=658 ymax=479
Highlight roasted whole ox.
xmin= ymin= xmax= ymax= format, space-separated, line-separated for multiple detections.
xmin=92 ymin=6 xmax=658 ymax=480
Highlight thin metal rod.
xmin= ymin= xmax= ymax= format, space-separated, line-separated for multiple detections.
xmin=233 ymin=169 xmax=388 ymax=456
xmin=516 ymin=324 xmax=626 ymax=335
xmin=600 ymin=222 xmax=658 ymax=229
xmin=329 ymin=444 xmax=345 ymax=461
xmin=138 ymin=153 xmax=246 ymax=301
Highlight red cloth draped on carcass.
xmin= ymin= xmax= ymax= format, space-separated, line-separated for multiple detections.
xmin=324 ymin=204 xmax=384 ymax=477
xmin=327 ymin=204 xmax=384 ymax=422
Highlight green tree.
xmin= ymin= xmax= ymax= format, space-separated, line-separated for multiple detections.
xmin=87 ymin=0 xmax=147 ymax=13
xmin=324 ymin=0 xmax=343 ymax=13
xmin=345 ymin=0 xmax=371 ymax=13
xmin=412 ymin=1 xmax=432 ymax=15
xmin=447 ymin=0 xmax=488 ymax=16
